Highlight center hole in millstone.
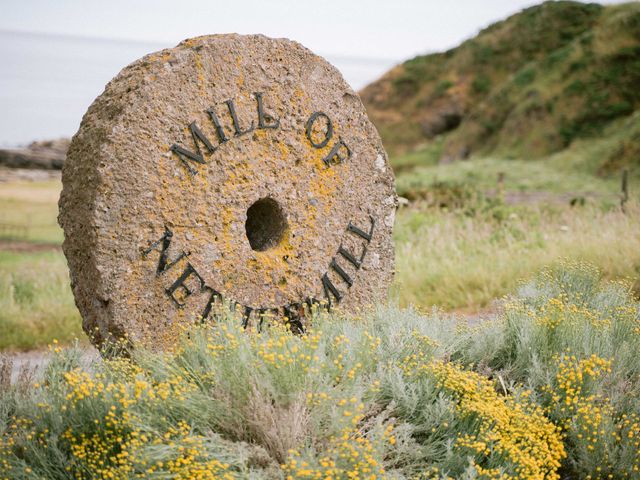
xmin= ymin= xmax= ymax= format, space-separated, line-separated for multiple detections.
xmin=245 ymin=197 xmax=288 ymax=252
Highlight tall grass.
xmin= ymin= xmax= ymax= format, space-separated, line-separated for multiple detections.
xmin=394 ymin=201 xmax=640 ymax=311
xmin=2 ymin=202 xmax=639 ymax=350
xmin=1 ymin=264 xmax=639 ymax=479
xmin=1 ymin=181 xmax=639 ymax=350
xmin=0 ymin=179 xmax=62 ymax=244
xmin=0 ymin=251 xmax=81 ymax=350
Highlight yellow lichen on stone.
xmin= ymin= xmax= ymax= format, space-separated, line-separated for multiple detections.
xmin=193 ymin=52 xmax=205 ymax=94
xmin=235 ymin=56 xmax=245 ymax=88
xmin=251 ymin=227 xmax=294 ymax=273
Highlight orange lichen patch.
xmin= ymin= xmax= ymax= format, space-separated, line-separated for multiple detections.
xmin=235 ymin=56 xmax=245 ymax=88
xmin=148 ymin=51 xmax=174 ymax=64
xmin=193 ymin=52 xmax=206 ymax=94
xmin=219 ymin=205 xmax=237 ymax=256
xmin=181 ymin=38 xmax=197 ymax=49
xmin=275 ymin=138 xmax=290 ymax=160
xmin=307 ymin=142 xmax=344 ymax=220
xmin=250 ymin=228 xmax=294 ymax=273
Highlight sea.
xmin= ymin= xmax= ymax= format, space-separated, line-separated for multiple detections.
xmin=0 ymin=30 xmax=397 ymax=147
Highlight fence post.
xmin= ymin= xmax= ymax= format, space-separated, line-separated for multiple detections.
xmin=497 ymin=172 xmax=505 ymax=203
xmin=621 ymin=169 xmax=629 ymax=213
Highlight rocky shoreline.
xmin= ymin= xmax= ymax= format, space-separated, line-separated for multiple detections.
xmin=0 ymin=138 xmax=69 ymax=170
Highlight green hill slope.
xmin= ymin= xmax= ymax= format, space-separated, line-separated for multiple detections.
xmin=361 ymin=1 xmax=640 ymax=173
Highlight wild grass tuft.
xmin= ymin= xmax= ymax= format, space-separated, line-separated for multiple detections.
xmin=0 ymin=251 xmax=82 ymax=351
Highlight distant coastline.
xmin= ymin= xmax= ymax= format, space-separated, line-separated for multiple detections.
xmin=0 ymin=30 xmax=397 ymax=147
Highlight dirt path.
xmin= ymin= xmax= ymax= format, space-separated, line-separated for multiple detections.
xmin=3 ymin=347 xmax=99 ymax=385
xmin=0 ymin=239 xmax=61 ymax=252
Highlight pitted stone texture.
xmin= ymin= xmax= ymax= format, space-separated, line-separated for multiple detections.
xmin=59 ymin=34 xmax=396 ymax=349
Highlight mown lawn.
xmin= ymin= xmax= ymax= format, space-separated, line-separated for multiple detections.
xmin=0 ymin=179 xmax=62 ymax=244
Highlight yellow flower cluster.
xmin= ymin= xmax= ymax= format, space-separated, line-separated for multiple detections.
xmin=549 ymin=354 xmax=612 ymax=426
xmin=252 ymin=325 xmax=322 ymax=375
xmin=63 ymin=366 xmax=197 ymax=409
xmin=426 ymin=361 xmax=566 ymax=480
xmin=531 ymin=294 xmax=615 ymax=331
xmin=546 ymin=353 xmax=640 ymax=478
xmin=0 ymin=417 xmax=36 ymax=478
xmin=40 ymin=363 xmax=229 ymax=479
xmin=398 ymin=330 xmax=439 ymax=375
xmin=62 ymin=419 xmax=233 ymax=480
xmin=281 ymin=425 xmax=387 ymax=479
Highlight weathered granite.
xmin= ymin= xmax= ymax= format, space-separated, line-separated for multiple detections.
xmin=59 ymin=34 xmax=397 ymax=349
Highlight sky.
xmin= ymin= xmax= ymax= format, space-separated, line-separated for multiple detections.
xmin=0 ymin=0 xmax=623 ymax=62
xmin=0 ymin=0 xmax=625 ymax=146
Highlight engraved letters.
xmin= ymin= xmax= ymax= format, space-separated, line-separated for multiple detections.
xmin=141 ymin=216 xmax=376 ymax=326
xmin=322 ymin=138 xmax=351 ymax=167
xmin=305 ymin=111 xmax=351 ymax=167
xmin=305 ymin=112 xmax=333 ymax=148
xmin=171 ymin=98 xmax=351 ymax=174
xmin=320 ymin=216 xmax=375 ymax=307
xmin=143 ymin=228 xmax=206 ymax=308
xmin=225 ymin=99 xmax=255 ymax=137
xmin=171 ymin=92 xmax=280 ymax=173
xmin=256 ymin=92 xmax=280 ymax=130
xmin=321 ymin=273 xmax=343 ymax=304
xmin=199 ymin=285 xmax=223 ymax=321
xmin=165 ymin=263 xmax=206 ymax=308
xmin=142 ymin=228 xmax=188 ymax=275
xmin=169 ymin=123 xmax=214 ymax=175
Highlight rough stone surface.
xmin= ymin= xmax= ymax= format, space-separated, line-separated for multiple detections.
xmin=59 ymin=34 xmax=396 ymax=349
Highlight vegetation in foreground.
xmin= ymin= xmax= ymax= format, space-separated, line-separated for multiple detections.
xmin=1 ymin=264 xmax=639 ymax=479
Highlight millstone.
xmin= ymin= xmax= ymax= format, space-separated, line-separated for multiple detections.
xmin=59 ymin=34 xmax=397 ymax=349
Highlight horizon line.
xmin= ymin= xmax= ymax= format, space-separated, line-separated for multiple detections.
xmin=0 ymin=28 xmax=403 ymax=65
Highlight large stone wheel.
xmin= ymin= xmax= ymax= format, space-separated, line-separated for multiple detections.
xmin=59 ymin=34 xmax=396 ymax=349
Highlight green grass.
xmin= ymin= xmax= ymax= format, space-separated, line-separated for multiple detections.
xmin=1 ymin=265 xmax=639 ymax=478
xmin=388 ymin=115 xmax=640 ymax=314
xmin=393 ymin=112 xmax=640 ymax=199
xmin=0 ymin=250 xmax=81 ymax=351
xmin=394 ymin=201 xmax=640 ymax=311
xmin=0 ymin=179 xmax=62 ymax=244
xmin=395 ymin=156 xmax=621 ymax=199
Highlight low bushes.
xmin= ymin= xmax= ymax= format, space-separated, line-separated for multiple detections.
xmin=1 ymin=263 xmax=639 ymax=479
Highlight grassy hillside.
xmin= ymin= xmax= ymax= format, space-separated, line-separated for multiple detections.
xmin=361 ymin=1 xmax=640 ymax=174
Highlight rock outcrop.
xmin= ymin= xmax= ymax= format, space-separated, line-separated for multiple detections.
xmin=0 ymin=138 xmax=69 ymax=170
